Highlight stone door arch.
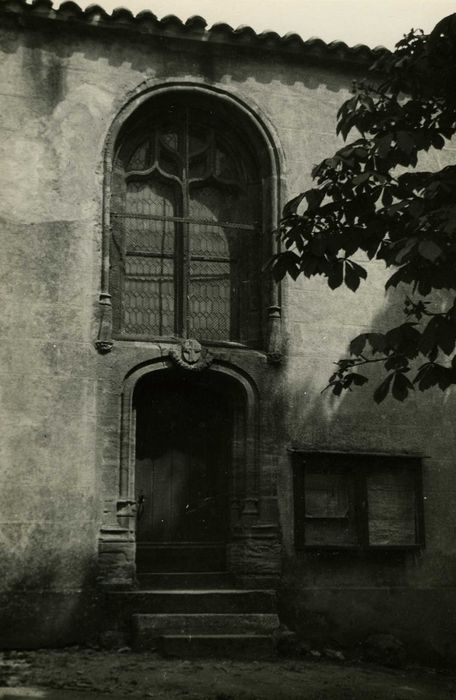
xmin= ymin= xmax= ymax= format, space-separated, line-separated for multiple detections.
xmin=98 ymin=357 xmax=271 ymax=586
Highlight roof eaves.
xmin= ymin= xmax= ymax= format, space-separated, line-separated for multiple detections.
xmin=0 ymin=0 xmax=391 ymax=65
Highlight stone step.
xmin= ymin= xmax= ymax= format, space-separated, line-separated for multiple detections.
xmin=159 ymin=634 xmax=276 ymax=659
xmin=137 ymin=572 xmax=234 ymax=589
xmin=132 ymin=612 xmax=280 ymax=641
xmin=107 ymin=589 xmax=277 ymax=615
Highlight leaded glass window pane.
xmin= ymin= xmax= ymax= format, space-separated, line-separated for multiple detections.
xmin=111 ymin=103 xmax=261 ymax=344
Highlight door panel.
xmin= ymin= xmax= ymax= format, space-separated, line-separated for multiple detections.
xmin=135 ymin=376 xmax=231 ymax=572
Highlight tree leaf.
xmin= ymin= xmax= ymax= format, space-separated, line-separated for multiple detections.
xmin=431 ymin=133 xmax=445 ymax=149
xmin=385 ymin=355 xmax=409 ymax=371
xmin=328 ymin=261 xmax=344 ymax=289
xmin=394 ymin=238 xmax=417 ymax=264
xmin=305 ymin=189 xmax=325 ymax=212
xmin=374 ymin=373 xmax=394 ymax=403
xmin=414 ymin=363 xmax=438 ymax=391
xmin=353 ymin=172 xmax=370 ymax=186
xmin=344 ymin=262 xmax=361 ymax=291
xmin=282 ymin=193 xmax=306 ymax=218
xmin=418 ymin=317 xmax=438 ymax=356
xmin=385 ymin=323 xmax=421 ymax=357
xmin=376 ymin=133 xmax=394 ymax=159
xmin=420 ymin=316 xmax=456 ymax=357
xmin=351 ymin=373 xmax=369 ymax=386
xmin=332 ymin=382 xmax=344 ymax=396
xmin=366 ymin=333 xmax=387 ymax=354
xmin=418 ymin=240 xmax=442 ymax=262
xmin=408 ymin=199 xmax=425 ymax=218
xmin=385 ymin=266 xmax=414 ymax=290
xmin=350 ymin=333 xmax=368 ymax=356
xmin=437 ymin=319 xmax=456 ymax=356
xmin=397 ymin=130 xmax=416 ymax=156
xmin=382 ymin=187 xmax=393 ymax=207
xmin=415 ymin=363 xmax=453 ymax=391
xmin=350 ymin=261 xmax=367 ymax=280
xmin=391 ymin=372 xmax=414 ymax=401
xmin=271 ymin=251 xmax=300 ymax=281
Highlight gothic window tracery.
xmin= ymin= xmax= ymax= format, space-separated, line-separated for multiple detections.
xmin=110 ymin=102 xmax=262 ymax=346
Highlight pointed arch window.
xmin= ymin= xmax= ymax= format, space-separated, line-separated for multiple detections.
xmin=110 ymin=102 xmax=262 ymax=346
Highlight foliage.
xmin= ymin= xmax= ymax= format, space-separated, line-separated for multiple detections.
xmin=272 ymin=14 xmax=456 ymax=402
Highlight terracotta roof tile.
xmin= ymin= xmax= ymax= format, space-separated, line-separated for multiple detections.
xmin=0 ymin=0 xmax=391 ymax=64
xmin=185 ymin=15 xmax=207 ymax=32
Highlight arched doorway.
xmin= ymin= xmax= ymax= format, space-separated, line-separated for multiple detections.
xmin=133 ymin=369 xmax=240 ymax=574
xmin=97 ymin=356 xmax=282 ymax=587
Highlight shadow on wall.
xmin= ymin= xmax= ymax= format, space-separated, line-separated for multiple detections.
xmin=0 ymin=557 xmax=102 ymax=650
xmin=284 ymin=281 xmax=456 ymax=459
xmin=0 ymin=15 xmax=361 ymax=109
xmin=277 ymin=278 xmax=456 ymax=666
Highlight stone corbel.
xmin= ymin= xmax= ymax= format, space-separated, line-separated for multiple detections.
xmin=267 ymin=304 xmax=283 ymax=365
xmin=95 ymin=292 xmax=114 ymax=354
xmin=116 ymin=498 xmax=137 ymax=518
xmin=116 ymin=498 xmax=137 ymax=533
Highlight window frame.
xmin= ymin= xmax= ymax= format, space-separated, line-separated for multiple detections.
xmin=109 ymin=103 xmax=264 ymax=347
xmin=292 ymin=450 xmax=425 ymax=552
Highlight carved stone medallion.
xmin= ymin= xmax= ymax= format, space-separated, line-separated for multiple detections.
xmin=169 ymin=338 xmax=213 ymax=371
xmin=182 ymin=338 xmax=202 ymax=364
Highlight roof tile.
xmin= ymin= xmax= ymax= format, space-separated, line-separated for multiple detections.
xmin=185 ymin=15 xmax=207 ymax=32
xmin=58 ymin=1 xmax=84 ymax=19
xmin=0 ymin=0 xmax=391 ymax=65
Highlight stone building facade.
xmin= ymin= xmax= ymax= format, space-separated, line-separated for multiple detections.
xmin=1 ymin=0 xmax=455 ymax=664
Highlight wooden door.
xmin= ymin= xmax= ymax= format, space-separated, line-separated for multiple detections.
xmin=135 ymin=377 xmax=230 ymax=572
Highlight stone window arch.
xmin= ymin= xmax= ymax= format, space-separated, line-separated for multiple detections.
xmin=97 ymin=84 xmax=284 ymax=359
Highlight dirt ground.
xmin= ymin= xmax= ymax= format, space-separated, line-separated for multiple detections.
xmin=0 ymin=648 xmax=455 ymax=700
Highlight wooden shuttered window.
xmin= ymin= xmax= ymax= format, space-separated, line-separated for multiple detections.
xmin=293 ymin=452 xmax=424 ymax=550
